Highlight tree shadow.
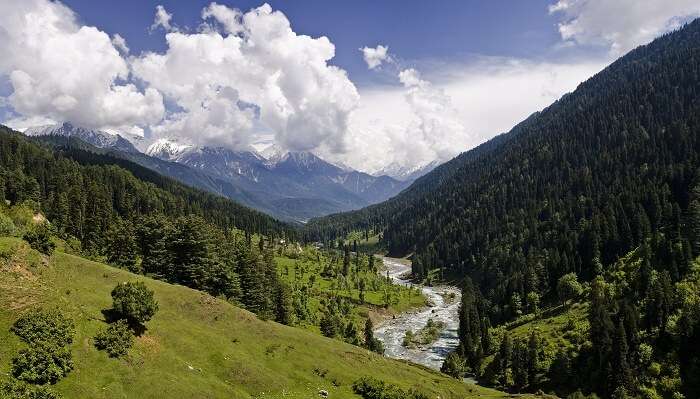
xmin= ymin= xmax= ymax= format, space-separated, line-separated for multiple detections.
xmin=100 ymin=308 xmax=147 ymax=336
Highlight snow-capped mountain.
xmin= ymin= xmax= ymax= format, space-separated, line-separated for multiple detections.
xmin=249 ymin=137 xmax=287 ymax=164
xmin=24 ymin=122 xmax=140 ymax=154
xmin=145 ymin=138 xmax=192 ymax=160
xmin=146 ymin=143 xmax=412 ymax=221
xmin=373 ymin=160 xmax=441 ymax=182
xmin=22 ymin=122 xmax=413 ymax=221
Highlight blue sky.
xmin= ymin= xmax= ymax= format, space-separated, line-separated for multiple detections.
xmin=61 ymin=0 xmax=566 ymax=85
xmin=1 ymin=1 xmax=699 ymax=173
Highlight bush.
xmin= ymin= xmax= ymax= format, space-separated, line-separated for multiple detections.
xmin=352 ymin=377 xmax=428 ymax=399
xmin=11 ymin=309 xmax=75 ymax=347
xmin=0 ymin=213 xmax=16 ymax=236
xmin=22 ymin=224 xmax=55 ymax=255
xmin=111 ymin=281 xmax=159 ymax=324
xmin=11 ymin=345 xmax=73 ymax=385
xmin=557 ymin=273 xmax=583 ymax=303
xmin=94 ymin=320 xmax=134 ymax=358
xmin=441 ymin=351 xmax=466 ymax=378
xmin=0 ymin=378 xmax=62 ymax=399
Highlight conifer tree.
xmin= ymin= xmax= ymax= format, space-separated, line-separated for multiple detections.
xmin=105 ymin=220 xmax=139 ymax=272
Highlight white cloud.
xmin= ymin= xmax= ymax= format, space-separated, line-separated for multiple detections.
xmin=549 ymin=0 xmax=700 ymax=55
xmin=202 ymin=2 xmax=243 ymax=34
xmin=397 ymin=68 xmax=423 ymax=88
xmin=151 ymin=5 xmax=174 ymax=32
xmin=133 ymin=3 xmax=359 ymax=152
xmin=360 ymin=45 xmax=390 ymax=69
xmin=111 ymin=33 xmax=129 ymax=54
xmin=4 ymin=115 xmax=56 ymax=132
xmin=0 ymin=0 xmax=164 ymax=132
xmin=324 ymin=58 xmax=606 ymax=174
xmin=317 ymin=62 xmax=470 ymax=172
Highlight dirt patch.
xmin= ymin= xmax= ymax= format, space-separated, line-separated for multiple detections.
xmin=0 ymin=246 xmax=45 ymax=311
xmin=138 ymin=334 xmax=161 ymax=355
xmin=32 ymin=213 xmax=47 ymax=224
xmin=367 ymin=306 xmax=398 ymax=326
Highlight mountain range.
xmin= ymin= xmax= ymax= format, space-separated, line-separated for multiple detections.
xmin=22 ymin=122 xmax=420 ymax=222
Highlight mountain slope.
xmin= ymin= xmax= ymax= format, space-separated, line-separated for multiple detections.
xmin=307 ymin=19 xmax=700 ymax=311
xmin=0 ymin=125 xmax=295 ymax=242
xmin=0 ymin=237 xmax=525 ymax=399
xmin=21 ymin=125 xmax=411 ymax=222
xmin=146 ymin=141 xmax=411 ymax=221
xmin=24 ymin=122 xmax=141 ymax=154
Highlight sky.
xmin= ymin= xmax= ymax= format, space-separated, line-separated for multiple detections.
xmin=1 ymin=0 xmax=699 ymax=174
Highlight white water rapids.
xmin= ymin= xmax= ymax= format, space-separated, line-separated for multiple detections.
xmin=373 ymin=257 xmax=461 ymax=370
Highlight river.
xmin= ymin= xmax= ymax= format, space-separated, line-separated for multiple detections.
xmin=373 ymin=257 xmax=462 ymax=371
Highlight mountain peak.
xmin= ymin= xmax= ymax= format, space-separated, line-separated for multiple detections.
xmin=373 ymin=160 xmax=440 ymax=181
xmin=23 ymin=122 xmax=139 ymax=154
xmin=145 ymin=138 xmax=193 ymax=160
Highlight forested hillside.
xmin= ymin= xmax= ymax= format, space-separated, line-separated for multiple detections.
xmin=0 ymin=125 xmax=304 ymax=322
xmin=307 ymin=19 xmax=700 ymax=398
xmin=308 ymin=19 xmax=700 ymax=315
xmin=0 ymin=125 xmax=295 ymax=247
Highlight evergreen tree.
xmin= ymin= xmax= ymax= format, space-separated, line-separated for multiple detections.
xmin=105 ymin=220 xmax=139 ymax=272
xmin=343 ymin=245 xmax=350 ymax=276
xmin=274 ymin=282 xmax=294 ymax=326
xmin=611 ymin=319 xmax=633 ymax=393
xmin=588 ymin=276 xmax=614 ymax=392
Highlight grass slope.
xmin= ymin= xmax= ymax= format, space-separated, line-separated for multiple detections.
xmin=0 ymin=238 xmax=532 ymax=399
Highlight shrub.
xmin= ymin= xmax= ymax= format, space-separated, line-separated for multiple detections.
xmin=352 ymin=377 xmax=428 ymax=399
xmin=11 ymin=309 xmax=75 ymax=347
xmin=557 ymin=273 xmax=583 ymax=303
xmin=441 ymin=351 xmax=466 ymax=378
xmin=22 ymin=224 xmax=55 ymax=255
xmin=0 ymin=378 xmax=62 ymax=399
xmin=11 ymin=345 xmax=73 ymax=385
xmin=647 ymin=362 xmax=662 ymax=377
xmin=111 ymin=282 xmax=159 ymax=324
xmin=0 ymin=213 xmax=16 ymax=236
xmin=94 ymin=320 xmax=134 ymax=358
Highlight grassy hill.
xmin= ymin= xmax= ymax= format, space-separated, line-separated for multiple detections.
xmin=0 ymin=237 xmax=536 ymax=399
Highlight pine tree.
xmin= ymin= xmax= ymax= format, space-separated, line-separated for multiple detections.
xmin=363 ymin=318 xmax=383 ymax=354
xmin=611 ymin=319 xmax=633 ymax=393
xmin=105 ymin=220 xmax=139 ymax=272
xmin=497 ymin=334 xmax=512 ymax=385
xmin=343 ymin=245 xmax=350 ymax=276
xmin=527 ymin=330 xmax=540 ymax=386
xmin=274 ymin=281 xmax=294 ymax=325
xmin=589 ymin=276 xmax=614 ymax=389
xmin=169 ymin=216 xmax=216 ymax=290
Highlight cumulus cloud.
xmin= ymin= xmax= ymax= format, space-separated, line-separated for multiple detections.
xmin=549 ymin=0 xmax=700 ymax=54
xmin=202 ymin=2 xmax=243 ymax=34
xmin=360 ymin=45 xmax=390 ymax=69
xmin=324 ymin=58 xmax=606 ymax=174
xmin=395 ymin=68 xmax=470 ymax=164
xmin=133 ymin=3 xmax=359 ymax=151
xmin=111 ymin=33 xmax=129 ymax=54
xmin=151 ymin=5 xmax=174 ymax=32
xmin=4 ymin=115 xmax=56 ymax=132
xmin=0 ymin=0 xmax=164 ymax=132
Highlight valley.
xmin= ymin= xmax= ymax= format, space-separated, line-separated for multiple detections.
xmin=2 ymin=2 xmax=700 ymax=399
xmin=0 ymin=237 xmax=518 ymax=399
